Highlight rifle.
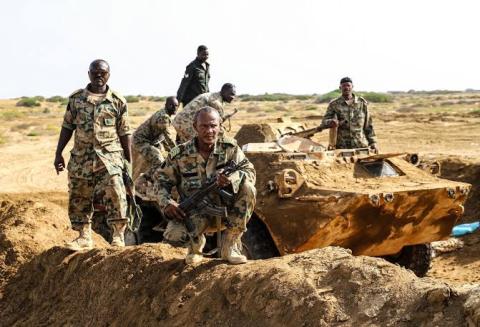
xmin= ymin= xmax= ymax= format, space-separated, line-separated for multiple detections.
xmin=177 ymin=158 xmax=249 ymax=252
xmin=122 ymin=163 xmax=143 ymax=237
xmin=280 ymin=121 xmax=329 ymax=139
xmin=223 ymin=108 xmax=239 ymax=132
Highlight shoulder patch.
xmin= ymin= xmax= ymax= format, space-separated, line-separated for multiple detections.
xmin=111 ymin=90 xmax=127 ymax=104
xmin=221 ymin=136 xmax=237 ymax=146
xmin=68 ymin=88 xmax=83 ymax=98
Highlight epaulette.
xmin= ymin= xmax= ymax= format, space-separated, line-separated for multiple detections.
xmin=168 ymin=144 xmax=184 ymax=159
xmin=111 ymin=90 xmax=127 ymax=104
xmin=221 ymin=136 xmax=237 ymax=146
xmin=358 ymin=96 xmax=368 ymax=104
xmin=68 ymin=89 xmax=83 ymax=98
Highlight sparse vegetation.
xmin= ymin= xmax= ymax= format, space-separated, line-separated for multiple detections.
xmin=125 ymin=96 xmax=140 ymax=103
xmin=0 ymin=110 xmax=26 ymax=120
xmin=27 ymin=130 xmax=40 ymax=137
xmin=239 ymin=93 xmax=313 ymax=102
xmin=315 ymin=90 xmax=393 ymax=103
xmin=148 ymin=96 xmax=166 ymax=102
xmin=16 ymin=97 xmax=41 ymax=107
xmin=46 ymin=96 xmax=67 ymax=103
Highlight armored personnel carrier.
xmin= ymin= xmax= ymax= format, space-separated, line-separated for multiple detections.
xmin=235 ymin=123 xmax=469 ymax=276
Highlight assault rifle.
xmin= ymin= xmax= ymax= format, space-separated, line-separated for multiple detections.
xmin=280 ymin=121 xmax=329 ymax=139
xmin=178 ymin=158 xmax=249 ymax=243
xmin=223 ymin=108 xmax=239 ymax=132
xmin=122 ymin=162 xmax=143 ymax=236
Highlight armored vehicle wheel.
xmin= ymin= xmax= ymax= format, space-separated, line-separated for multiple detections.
xmin=242 ymin=216 xmax=279 ymax=260
xmin=386 ymin=243 xmax=433 ymax=277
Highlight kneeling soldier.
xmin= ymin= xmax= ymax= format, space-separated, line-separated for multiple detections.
xmin=153 ymin=107 xmax=256 ymax=264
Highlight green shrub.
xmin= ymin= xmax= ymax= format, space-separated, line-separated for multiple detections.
xmin=149 ymin=96 xmax=166 ymax=102
xmin=315 ymin=90 xmax=341 ymax=103
xmin=27 ymin=130 xmax=41 ymax=137
xmin=16 ymin=97 xmax=41 ymax=107
xmin=239 ymin=93 xmax=313 ymax=102
xmin=315 ymin=90 xmax=393 ymax=103
xmin=125 ymin=95 xmax=140 ymax=103
xmin=47 ymin=95 xmax=67 ymax=103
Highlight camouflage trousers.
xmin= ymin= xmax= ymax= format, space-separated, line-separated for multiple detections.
xmin=188 ymin=180 xmax=256 ymax=237
xmin=68 ymin=168 xmax=128 ymax=231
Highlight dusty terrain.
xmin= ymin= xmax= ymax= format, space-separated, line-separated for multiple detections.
xmin=0 ymin=92 xmax=479 ymax=325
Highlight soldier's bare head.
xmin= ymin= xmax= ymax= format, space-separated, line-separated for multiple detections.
xmin=196 ymin=45 xmax=209 ymax=63
xmin=220 ymin=83 xmax=236 ymax=103
xmin=339 ymin=76 xmax=353 ymax=98
xmin=193 ymin=107 xmax=221 ymax=146
xmin=88 ymin=59 xmax=110 ymax=91
xmin=165 ymin=96 xmax=179 ymax=116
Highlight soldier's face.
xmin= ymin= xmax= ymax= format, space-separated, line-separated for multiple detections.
xmin=88 ymin=63 xmax=110 ymax=88
xmin=194 ymin=111 xmax=221 ymax=145
xmin=340 ymin=82 xmax=353 ymax=97
xmin=166 ymin=99 xmax=179 ymax=115
xmin=197 ymin=50 xmax=209 ymax=63
xmin=221 ymin=88 xmax=236 ymax=103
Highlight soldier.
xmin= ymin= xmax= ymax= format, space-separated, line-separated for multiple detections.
xmin=176 ymin=45 xmax=210 ymax=106
xmin=321 ymin=77 xmax=378 ymax=151
xmin=154 ymin=107 xmax=256 ymax=265
xmin=133 ymin=96 xmax=178 ymax=170
xmin=54 ymin=59 xmax=132 ymax=250
xmin=172 ymin=83 xmax=236 ymax=143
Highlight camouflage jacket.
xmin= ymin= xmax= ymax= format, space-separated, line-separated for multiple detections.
xmin=153 ymin=136 xmax=256 ymax=210
xmin=172 ymin=92 xmax=225 ymax=142
xmin=176 ymin=58 xmax=210 ymax=106
xmin=321 ymin=94 xmax=376 ymax=148
xmin=133 ymin=108 xmax=176 ymax=167
xmin=62 ymin=85 xmax=131 ymax=179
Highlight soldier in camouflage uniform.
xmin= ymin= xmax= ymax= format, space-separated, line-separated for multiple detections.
xmin=133 ymin=96 xmax=178 ymax=171
xmin=176 ymin=45 xmax=210 ymax=106
xmin=154 ymin=107 xmax=256 ymax=264
xmin=54 ymin=59 xmax=132 ymax=251
xmin=172 ymin=83 xmax=236 ymax=143
xmin=321 ymin=77 xmax=378 ymax=151
xmin=133 ymin=96 xmax=187 ymax=242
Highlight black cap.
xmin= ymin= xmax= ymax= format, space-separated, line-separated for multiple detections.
xmin=340 ymin=77 xmax=352 ymax=84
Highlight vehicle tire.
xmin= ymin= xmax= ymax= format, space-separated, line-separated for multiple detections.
xmin=386 ymin=243 xmax=433 ymax=277
xmin=242 ymin=215 xmax=279 ymax=260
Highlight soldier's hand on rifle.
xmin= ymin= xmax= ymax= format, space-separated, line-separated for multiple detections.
xmin=216 ymin=172 xmax=231 ymax=188
xmin=54 ymin=153 xmax=65 ymax=175
xmin=164 ymin=203 xmax=186 ymax=220
xmin=369 ymin=143 xmax=379 ymax=154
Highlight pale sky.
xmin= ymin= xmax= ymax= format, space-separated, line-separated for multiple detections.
xmin=0 ymin=0 xmax=478 ymax=98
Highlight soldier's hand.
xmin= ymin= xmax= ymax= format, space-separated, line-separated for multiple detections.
xmin=164 ymin=203 xmax=186 ymax=220
xmin=216 ymin=173 xmax=231 ymax=188
xmin=328 ymin=119 xmax=339 ymax=128
xmin=54 ymin=153 xmax=65 ymax=175
xmin=370 ymin=143 xmax=379 ymax=154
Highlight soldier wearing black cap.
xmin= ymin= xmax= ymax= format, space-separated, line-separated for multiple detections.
xmin=321 ymin=77 xmax=378 ymax=151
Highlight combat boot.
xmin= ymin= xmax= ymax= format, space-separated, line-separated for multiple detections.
xmin=111 ymin=223 xmax=127 ymax=247
xmin=185 ymin=234 xmax=206 ymax=264
xmin=221 ymin=230 xmax=247 ymax=264
xmin=65 ymin=224 xmax=93 ymax=251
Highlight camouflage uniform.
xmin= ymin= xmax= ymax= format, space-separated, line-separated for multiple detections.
xmin=153 ymin=137 xmax=256 ymax=237
xmin=172 ymin=92 xmax=225 ymax=143
xmin=62 ymin=86 xmax=131 ymax=230
xmin=176 ymin=58 xmax=210 ymax=106
xmin=321 ymin=94 xmax=376 ymax=149
xmin=133 ymin=108 xmax=176 ymax=170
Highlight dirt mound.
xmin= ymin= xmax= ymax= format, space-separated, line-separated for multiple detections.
xmin=0 ymin=193 xmax=107 ymax=291
xmin=234 ymin=123 xmax=278 ymax=147
xmin=439 ymin=157 xmax=480 ymax=222
xmin=1 ymin=244 xmax=479 ymax=326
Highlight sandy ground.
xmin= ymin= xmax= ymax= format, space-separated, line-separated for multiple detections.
xmin=0 ymin=93 xmax=479 ymax=288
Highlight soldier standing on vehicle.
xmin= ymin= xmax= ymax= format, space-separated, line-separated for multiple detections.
xmin=321 ymin=77 xmax=378 ymax=151
xmin=154 ymin=107 xmax=256 ymax=265
xmin=54 ymin=59 xmax=132 ymax=250
xmin=176 ymin=45 xmax=210 ymax=107
xmin=173 ymin=83 xmax=236 ymax=143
